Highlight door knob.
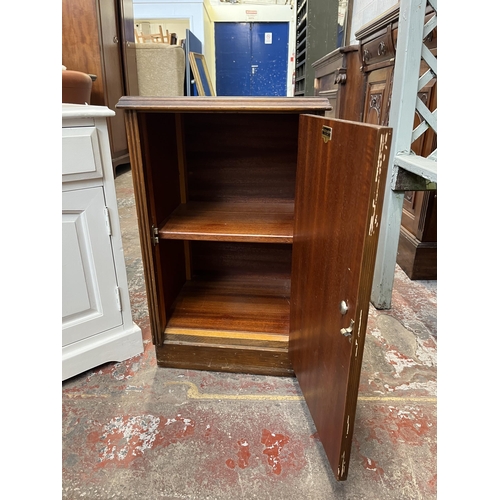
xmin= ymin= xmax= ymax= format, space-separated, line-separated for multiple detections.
xmin=339 ymin=300 xmax=348 ymax=315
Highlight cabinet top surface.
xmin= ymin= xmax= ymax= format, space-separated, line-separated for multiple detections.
xmin=116 ymin=96 xmax=332 ymax=113
xmin=62 ymin=104 xmax=115 ymax=119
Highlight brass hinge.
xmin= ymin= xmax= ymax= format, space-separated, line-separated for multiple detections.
xmin=151 ymin=225 xmax=159 ymax=246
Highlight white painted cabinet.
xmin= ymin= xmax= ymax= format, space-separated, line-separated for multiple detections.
xmin=62 ymin=104 xmax=143 ymax=381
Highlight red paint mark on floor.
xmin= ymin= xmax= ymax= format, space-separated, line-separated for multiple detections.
xmin=363 ymin=406 xmax=434 ymax=446
xmin=226 ymin=439 xmax=251 ymax=470
xmin=361 ymin=455 xmax=385 ymax=475
xmin=62 ymin=384 xmax=101 ymax=397
xmin=352 ymin=438 xmax=385 ymax=480
xmin=87 ymin=414 xmax=162 ymax=469
xmin=165 ymin=413 xmax=196 ymax=439
xmin=310 ymin=432 xmax=320 ymax=440
xmin=428 ymin=473 xmax=437 ymax=489
xmin=225 ymin=458 xmax=236 ymax=469
xmin=86 ymin=413 xmax=196 ymax=470
xmin=261 ymin=429 xmax=290 ymax=475
xmin=386 ymin=406 xmax=433 ymax=444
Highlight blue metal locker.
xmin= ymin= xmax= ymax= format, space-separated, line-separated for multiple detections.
xmin=215 ymin=22 xmax=289 ymax=96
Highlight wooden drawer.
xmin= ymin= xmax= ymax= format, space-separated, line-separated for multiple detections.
xmin=360 ymin=26 xmax=395 ymax=69
xmin=62 ymin=126 xmax=103 ymax=183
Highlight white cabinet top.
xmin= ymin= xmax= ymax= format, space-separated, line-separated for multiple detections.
xmin=62 ymin=104 xmax=115 ymax=120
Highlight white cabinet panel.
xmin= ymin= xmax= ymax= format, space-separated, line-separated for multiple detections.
xmin=62 ymin=126 xmax=103 ymax=182
xmin=62 ymin=187 xmax=122 ymax=346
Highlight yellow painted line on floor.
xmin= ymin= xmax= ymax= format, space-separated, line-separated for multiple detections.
xmin=165 ymin=381 xmax=437 ymax=404
xmin=358 ymin=395 xmax=437 ymax=403
xmin=165 ymin=381 xmax=303 ymax=401
xmin=62 ymin=380 xmax=436 ymax=404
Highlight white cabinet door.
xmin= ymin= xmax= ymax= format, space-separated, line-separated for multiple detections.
xmin=62 ymin=187 xmax=123 ymax=346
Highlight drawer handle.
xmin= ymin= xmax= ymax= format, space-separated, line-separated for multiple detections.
xmin=363 ymin=49 xmax=371 ymax=63
xmin=378 ymin=41 xmax=387 ymax=56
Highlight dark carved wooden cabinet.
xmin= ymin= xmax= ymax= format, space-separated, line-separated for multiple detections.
xmin=62 ymin=0 xmax=138 ymax=173
xmin=355 ymin=3 xmax=437 ymax=279
xmin=312 ymin=45 xmax=364 ymax=121
xmin=117 ymin=96 xmax=392 ymax=480
xmin=314 ymin=3 xmax=437 ymax=280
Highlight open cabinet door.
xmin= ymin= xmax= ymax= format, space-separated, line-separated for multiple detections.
xmin=290 ymin=115 xmax=392 ymax=480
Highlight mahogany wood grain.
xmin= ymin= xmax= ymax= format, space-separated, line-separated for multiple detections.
xmin=183 ymin=113 xmax=299 ymax=203
xmin=342 ymin=48 xmax=365 ymax=122
xmin=117 ymin=96 xmax=333 ymax=113
xmin=139 ymin=113 xmax=181 ymax=225
xmin=165 ymin=328 xmax=288 ymax=348
xmin=166 ymin=274 xmax=290 ymax=335
xmin=138 ymin=112 xmax=187 ymax=335
xmin=159 ymin=201 xmax=294 ymax=243
xmin=124 ymin=111 xmax=164 ymax=344
xmin=190 ymin=242 xmax=292 ymax=278
xmin=290 ymin=115 xmax=391 ymax=480
xmin=156 ymin=342 xmax=293 ymax=376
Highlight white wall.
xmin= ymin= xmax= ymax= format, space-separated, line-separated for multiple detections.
xmin=133 ymin=1 xmax=206 ymax=49
xmin=349 ymin=0 xmax=398 ymax=44
xmin=134 ymin=18 xmax=191 ymax=42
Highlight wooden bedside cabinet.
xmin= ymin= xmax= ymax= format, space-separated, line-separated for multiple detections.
xmin=117 ymin=96 xmax=392 ymax=480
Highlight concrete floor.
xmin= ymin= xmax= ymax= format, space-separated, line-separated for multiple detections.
xmin=62 ymin=165 xmax=437 ymax=499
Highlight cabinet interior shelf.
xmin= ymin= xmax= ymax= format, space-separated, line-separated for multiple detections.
xmin=164 ymin=274 xmax=291 ymax=342
xmin=160 ymin=201 xmax=294 ymax=243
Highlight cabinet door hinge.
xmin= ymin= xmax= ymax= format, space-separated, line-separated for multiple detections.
xmin=151 ymin=225 xmax=159 ymax=246
xmin=115 ymin=286 xmax=122 ymax=312
xmin=104 ymin=207 xmax=111 ymax=236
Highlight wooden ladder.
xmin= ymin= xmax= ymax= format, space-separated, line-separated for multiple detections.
xmin=371 ymin=0 xmax=437 ymax=309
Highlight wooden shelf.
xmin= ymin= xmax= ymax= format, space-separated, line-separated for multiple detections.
xmin=165 ymin=274 xmax=291 ymax=338
xmin=159 ymin=273 xmax=293 ymax=375
xmin=159 ymin=201 xmax=295 ymax=243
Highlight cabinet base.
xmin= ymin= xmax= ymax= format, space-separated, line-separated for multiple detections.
xmin=397 ymin=227 xmax=436 ymax=280
xmin=156 ymin=342 xmax=294 ymax=377
xmin=62 ymin=323 xmax=143 ymax=381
